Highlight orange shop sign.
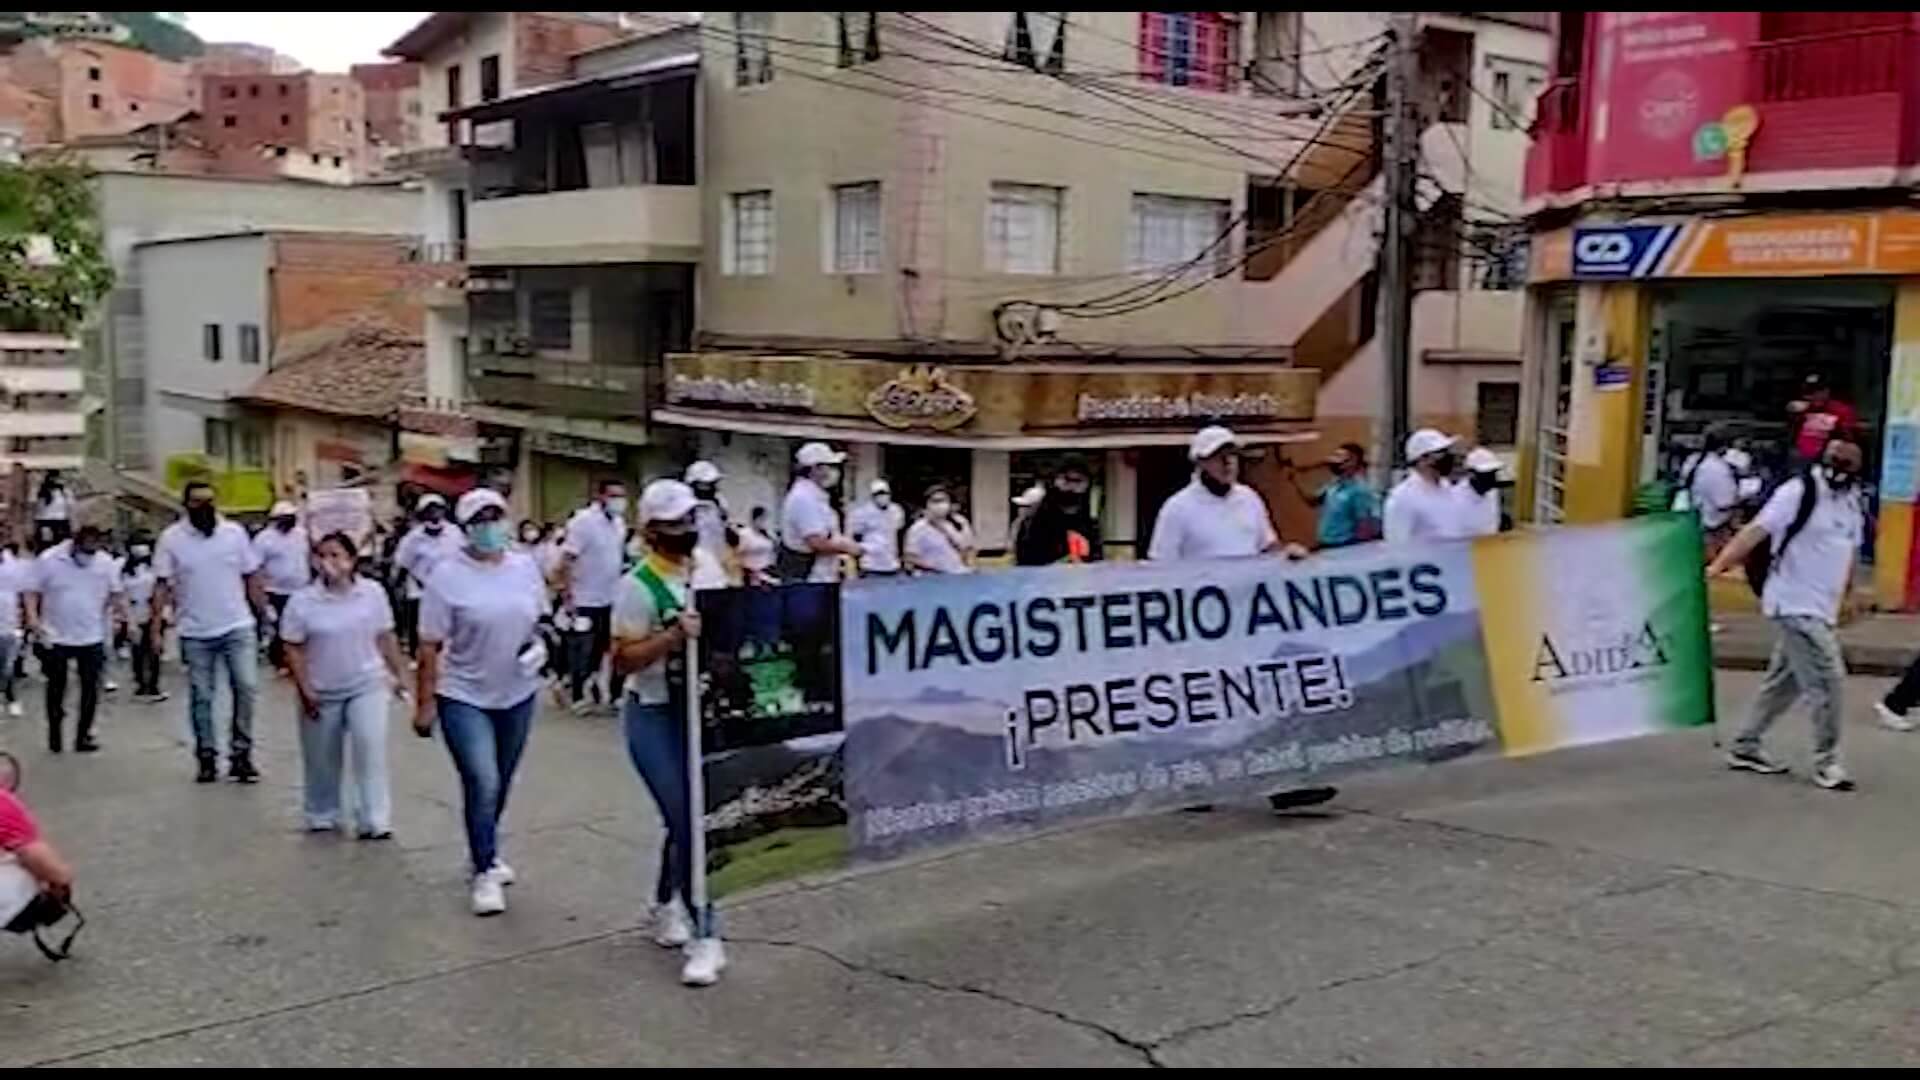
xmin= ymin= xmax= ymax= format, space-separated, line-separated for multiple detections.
xmin=1657 ymin=211 xmax=1920 ymax=278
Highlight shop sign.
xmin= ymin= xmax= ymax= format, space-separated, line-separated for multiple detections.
xmin=1076 ymin=391 xmax=1290 ymax=424
xmin=1593 ymin=364 xmax=1632 ymax=392
xmin=866 ymin=365 xmax=977 ymax=431
xmin=1571 ymin=224 xmax=1683 ymax=279
xmin=668 ymin=373 xmax=816 ymax=411
xmin=528 ymin=429 xmax=619 ymax=465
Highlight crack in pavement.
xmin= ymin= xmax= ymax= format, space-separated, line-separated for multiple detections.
xmin=1671 ymin=933 xmax=1920 ymax=1064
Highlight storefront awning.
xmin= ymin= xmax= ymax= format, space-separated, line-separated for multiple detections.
xmin=650 ymin=407 xmax=1320 ymax=451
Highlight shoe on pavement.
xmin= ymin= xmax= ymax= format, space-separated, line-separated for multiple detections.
xmin=101 ymin=680 xmax=117 ymax=693
xmin=6 ymin=700 xmax=20 ymax=718
xmin=1726 ymin=748 xmax=1788 ymax=775
xmin=681 ymin=937 xmax=726 ymax=987
xmin=1268 ymin=786 xmax=1340 ymax=811
xmin=652 ymin=902 xmax=694 ymax=948
xmin=470 ymin=871 xmax=507 ymax=916
xmin=357 ymin=828 xmax=394 ymax=841
xmin=229 ymin=755 xmax=260 ymax=784
xmin=74 ymin=738 xmax=99 ymax=754
xmin=150 ymin=691 xmax=170 ymax=704
xmin=1813 ymin=762 xmax=1857 ymax=791
xmin=1876 ymin=702 xmax=1916 ymax=732
xmin=195 ymin=754 xmax=218 ymax=783
xmin=489 ymin=859 xmax=516 ymax=886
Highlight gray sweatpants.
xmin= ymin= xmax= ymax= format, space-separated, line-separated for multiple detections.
xmin=1733 ymin=614 xmax=1845 ymax=767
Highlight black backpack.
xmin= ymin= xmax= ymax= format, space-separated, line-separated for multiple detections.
xmin=1742 ymin=471 xmax=1819 ymax=598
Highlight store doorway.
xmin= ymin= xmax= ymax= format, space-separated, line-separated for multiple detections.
xmin=881 ymin=446 xmax=972 ymax=518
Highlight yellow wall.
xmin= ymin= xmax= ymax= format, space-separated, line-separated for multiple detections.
xmin=1562 ymin=283 xmax=1647 ymax=522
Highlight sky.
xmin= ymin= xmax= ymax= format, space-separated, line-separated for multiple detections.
xmin=180 ymin=12 xmax=428 ymax=73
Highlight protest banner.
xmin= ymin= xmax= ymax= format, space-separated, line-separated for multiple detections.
xmin=694 ymin=582 xmax=846 ymax=900
xmin=304 ymin=487 xmax=373 ymax=546
xmin=695 ymin=514 xmax=1713 ymax=897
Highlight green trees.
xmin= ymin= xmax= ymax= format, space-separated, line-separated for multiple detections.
xmin=0 ymin=157 xmax=114 ymax=333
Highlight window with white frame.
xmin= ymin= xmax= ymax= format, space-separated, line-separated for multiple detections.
xmin=726 ymin=190 xmax=774 ymax=276
xmin=733 ymin=11 xmax=774 ymax=87
xmin=835 ymin=12 xmax=882 ymax=67
xmin=1128 ymin=193 xmax=1231 ymax=273
xmin=1004 ymin=12 xmax=1066 ymax=73
xmin=1138 ymin=12 xmax=1241 ymax=92
xmin=1486 ymin=55 xmax=1546 ymax=131
xmin=987 ymin=183 xmax=1062 ymax=275
xmin=830 ymin=182 xmax=882 ymax=274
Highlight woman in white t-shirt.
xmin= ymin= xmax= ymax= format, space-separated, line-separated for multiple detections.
xmin=610 ymin=478 xmax=725 ymax=987
xmin=120 ymin=544 xmax=163 ymax=702
xmin=282 ymin=533 xmax=407 ymax=840
xmin=903 ymin=486 xmax=976 ymax=575
xmin=735 ymin=506 xmax=776 ymax=585
xmin=413 ymin=488 xmax=550 ymax=917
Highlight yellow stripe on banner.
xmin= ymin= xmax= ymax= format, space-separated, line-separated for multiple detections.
xmin=1470 ymin=531 xmax=1556 ymax=756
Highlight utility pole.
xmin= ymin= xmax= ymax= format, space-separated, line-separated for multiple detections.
xmin=1379 ymin=11 xmax=1419 ymax=479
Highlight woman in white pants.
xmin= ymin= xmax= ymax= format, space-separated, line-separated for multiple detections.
xmin=282 ymin=532 xmax=407 ymax=839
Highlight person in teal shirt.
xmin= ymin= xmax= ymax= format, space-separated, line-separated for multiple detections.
xmin=1295 ymin=443 xmax=1382 ymax=548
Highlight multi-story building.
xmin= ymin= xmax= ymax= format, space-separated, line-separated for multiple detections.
xmin=123 ymin=230 xmax=427 ymax=521
xmin=0 ymin=332 xmax=92 ymax=483
xmin=81 ymin=172 xmax=419 ymax=523
xmin=192 ymin=41 xmax=301 ymax=78
xmin=351 ymin=61 xmax=423 ymax=169
xmin=198 ymin=71 xmax=371 ymax=180
xmin=0 ymin=35 xmax=193 ymax=145
xmin=668 ymin=11 xmax=1544 ymax=550
xmin=1520 ymin=12 xmax=1920 ymax=608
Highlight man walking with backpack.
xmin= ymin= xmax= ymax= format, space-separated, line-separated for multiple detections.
xmin=1707 ymin=438 xmax=1866 ymax=790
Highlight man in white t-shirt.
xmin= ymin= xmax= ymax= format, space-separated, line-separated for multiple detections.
xmin=848 ymin=478 xmax=906 ymax=577
xmin=154 ymin=481 xmax=266 ymax=784
xmin=1709 ymin=438 xmax=1865 ymax=791
xmin=392 ymin=494 xmax=464 ymax=657
xmin=779 ymin=442 xmax=861 ymax=583
xmin=1383 ymin=429 xmax=1469 ymax=544
xmin=1452 ymin=448 xmax=1507 ymax=538
xmin=26 ymin=526 xmax=126 ymax=755
xmin=0 ymin=538 xmax=30 ymax=718
xmin=1677 ymin=426 xmax=1741 ymax=556
xmin=253 ymin=500 xmax=311 ymax=674
xmin=1148 ymin=426 xmax=1301 ymax=562
xmin=683 ymin=461 xmax=735 ymax=584
xmin=902 ymin=484 xmax=975 ymax=575
xmin=559 ymin=478 xmax=629 ymax=711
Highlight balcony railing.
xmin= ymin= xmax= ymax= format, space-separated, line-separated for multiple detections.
xmin=1751 ymin=27 xmax=1908 ymax=102
xmin=404 ymin=239 xmax=467 ymax=264
xmin=465 ymin=354 xmax=652 ymax=423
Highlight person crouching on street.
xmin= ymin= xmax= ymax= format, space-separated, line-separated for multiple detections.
xmin=282 ymin=533 xmax=408 ymax=840
xmin=611 ymin=479 xmax=726 ymax=987
xmin=1708 ymin=438 xmax=1866 ymax=791
xmin=413 ymin=488 xmax=551 ymax=916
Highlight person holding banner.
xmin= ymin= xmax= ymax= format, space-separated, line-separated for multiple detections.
xmin=1708 ymin=437 xmax=1865 ymax=791
xmin=1384 ymin=429 xmax=1469 ymax=544
xmin=611 ymin=478 xmax=726 ymax=987
xmin=413 ymin=488 xmax=551 ymax=915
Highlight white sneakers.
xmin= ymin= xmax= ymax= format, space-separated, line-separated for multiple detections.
xmin=651 ymin=902 xmax=693 ymax=948
xmin=489 ymin=859 xmax=517 ymax=887
xmin=681 ymin=937 xmax=727 ymax=987
xmin=1875 ymin=701 xmax=1916 ymax=732
xmin=470 ymin=870 xmax=507 ymax=916
xmin=5 ymin=701 xmax=19 ymax=718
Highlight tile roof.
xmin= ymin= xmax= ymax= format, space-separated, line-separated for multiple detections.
xmin=241 ymin=324 xmax=423 ymax=421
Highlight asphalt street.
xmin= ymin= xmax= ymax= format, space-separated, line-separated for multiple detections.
xmin=4 ymin=663 xmax=1920 ymax=1066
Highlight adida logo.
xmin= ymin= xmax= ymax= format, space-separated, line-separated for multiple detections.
xmin=1529 ymin=587 xmax=1673 ymax=689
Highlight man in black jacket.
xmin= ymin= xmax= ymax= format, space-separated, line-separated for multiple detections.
xmin=1014 ymin=456 xmax=1103 ymax=566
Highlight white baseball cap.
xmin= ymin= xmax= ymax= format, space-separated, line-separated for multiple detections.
xmin=454 ymin=487 xmax=507 ymax=525
xmin=269 ymin=500 xmax=298 ymax=518
xmin=795 ymin=441 xmax=847 ymax=467
xmin=1465 ymin=447 xmax=1505 ymax=475
xmin=684 ymin=460 xmax=722 ymax=485
xmin=639 ymin=478 xmax=699 ymax=524
xmin=417 ymin=493 xmax=447 ymax=511
xmin=1012 ymin=484 xmax=1045 ymax=508
xmin=1189 ymin=424 xmax=1239 ymax=462
xmin=870 ymin=478 xmax=891 ymax=494
xmin=1404 ymin=428 xmax=1458 ymax=462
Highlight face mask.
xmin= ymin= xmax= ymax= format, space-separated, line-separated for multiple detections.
xmin=72 ymin=548 xmax=94 ymax=566
xmin=274 ymin=517 xmax=295 ymax=532
xmin=652 ymin=528 xmax=697 ymax=557
xmin=1429 ymin=453 xmax=1459 ymax=479
xmin=603 ymin=497 xmax=628 ymax=518
xmin=130 ymin=544 xmax=151 ymax=559
xmin=692 ymin=483 xmax=719 ymax=502
xmin=1199 ymin=472 xmax=1233 ymax=497
xmin=424 ymin=518 xmax=444 ymax=534
xmin=468 ymin=520 xmax=510 ymax=555
xmin=1826 ymin=464 xmax=1859 ymax=490
xmin=187 ymin=505 xmax=217 ymax=534
xmin=818 ymin=466 xmax=842 ymax=490
xmin=520 ymin=529 xmax=541 ymax=545
xmin=926 ymin=498 xmax=952 ymax=519
xmin=873 ymin=492 xmax=891 ymax=508
xmin=1470 ymin=472 xmax=1499 ymax=494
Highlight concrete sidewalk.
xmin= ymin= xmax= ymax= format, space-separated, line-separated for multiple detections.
xmin=1714 ymin=611 xmax=1920 ymax=675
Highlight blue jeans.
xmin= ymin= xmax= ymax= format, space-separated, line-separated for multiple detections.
xmin=299 ymin=685 xmax=392 ymax=833
xmin=183 ymin=627 xmax=258 ymax=758
xmin=623 ymin=700 xmax=693 ymax=918
xmin=438 ymin=694 xmax=535 ymax=875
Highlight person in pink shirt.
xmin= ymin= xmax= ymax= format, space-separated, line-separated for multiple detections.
xmin=1789 ymin=373 xmax=1859 ymax=467
xmin=0 ymin=773 xmax=76 ymax=940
